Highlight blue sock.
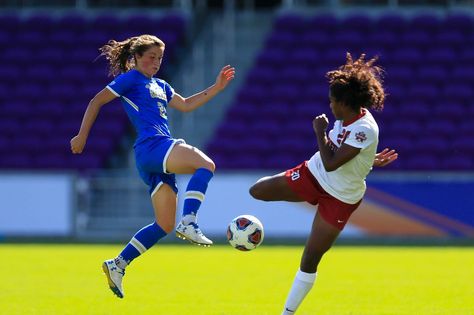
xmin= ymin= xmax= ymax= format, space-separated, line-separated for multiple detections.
xmin=117 ymin=222 xmax=167 ymax=267
xmin=182 ymin=168 xmax=214 ymax=222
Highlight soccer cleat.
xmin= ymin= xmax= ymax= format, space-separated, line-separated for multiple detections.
xmin=102 ymin=259 xmax=125 ymax=298
xmin=175 ymin=222 xmax=213 ymax=247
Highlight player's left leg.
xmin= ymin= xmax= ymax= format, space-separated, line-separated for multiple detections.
xmin=282 ymin=211 xmax=341 ymax=314
xmin=166 ymin=143 xmax=215 ymax=246
xmin=103 ymin=183 xmax=176 ymax=298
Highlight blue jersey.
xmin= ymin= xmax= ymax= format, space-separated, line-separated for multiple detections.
xmin=106 ymin=69 xmax=175 ymax=146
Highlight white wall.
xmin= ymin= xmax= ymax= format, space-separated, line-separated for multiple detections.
xmin=0 ymin=173 xmax=73 ymax=236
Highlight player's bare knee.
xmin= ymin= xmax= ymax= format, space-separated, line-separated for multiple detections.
xmin=207 ymin=160 xmax=216 ymax=172
xmin=249 ymin=182 xmax=267 ymax=201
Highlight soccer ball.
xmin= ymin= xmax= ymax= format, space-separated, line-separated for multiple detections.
xmin=226 ymin=215 xmax=264 ymax=251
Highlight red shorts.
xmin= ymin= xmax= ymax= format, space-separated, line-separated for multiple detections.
xmin=285 ymin=161 xmax=361 ymax=230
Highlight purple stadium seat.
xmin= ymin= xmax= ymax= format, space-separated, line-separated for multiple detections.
xmin=225 ymin=103 xmax=254 ymax=121
xmin=249 ymin=121 xmax=281 ymax=139
xmin=48 ymin=30 xmax=78 ymax=47
xmin=0 ymin=15 xmax=20 ymax=34
xmin=0 ymin=118 xmax=22 ymax=136
xmin=459 ymin=49 xmax=474 ymax=66
xmin=390 ymin=48 xmax=423 ymax=66
xmin=0 ymin=65 xmax=21 ymax=82
xmin=24 ymin=120 xmax=55 ymax=136
xmin=442 ymin=84 xmax=473 ymax=104
xmin=273 ymin=13 xmax=306 ymax=33
xmin=246 ymin=67 xmax=276 ymax=85
xmin=375 ymin=14 xmax=407 ymax=33
xmin=433 ymin=103 xmax=465 ymax=121
xmin=34 ymin=154 xmax=70 ymax=170
xmin=26 ymin=65 xmax=56 ymax=82
xmin=270 ymin=83 xmax=301 ymax=103
xmin=443 ymin=14 xmax=473 ymax=33
xmin=435 ymin=30 xmax=467 ymax=50
xmin=0 ymin=154 xmax=33 ymax=169
xmin=341 ymin=14 xmax=373 ymax=32
xmin=416 ymin=66 xmax=447 ymax=85
xmin=368 ymin=31 xmax=398 ymax=50
xmin=407 ymin=84 xmax=439 ymax=102
xmin=405 ymin=154 xmax=440 ymax=170
xmin=441 ymin=155 xmax=473 ymax=170
xmin=57 ymin=14 xmax=87 ymax=31
xmin=308 ymin=14 xmax=339 ymax=34
xmin=452 ymin=136 xmax=474 ymax=155
xmin=388 ymin=66 xmax=414 ymax=85
xmin=236 ymin=85 xmax=266 ymax=104
xmin=451 ymin=65 xmax=474 ymax=84
xmin=398 ymin=101 xmax=430 ymax=121
xmin=415 ymin=136 xmax=448 ymax=156
xmin=400 ymin=30 xmax=431 ymax=48
xmin=424 ymin=121 xmax=456 ymax=138
xmin=301 ymin=31 xmax=330 ymax=50
xmin=409 ymin=14 xmax=441 ymax=33
xmin=256 ymin=50 xmax=285 ymax=68
xmin=425 ymin=48 xmax=456 ymax=66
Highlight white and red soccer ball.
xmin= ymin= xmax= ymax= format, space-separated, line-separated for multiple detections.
xmin=227 ymin=215 xmax=264 ymax=251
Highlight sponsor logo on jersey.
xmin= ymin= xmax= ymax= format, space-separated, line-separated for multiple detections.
xmin=147 ymin=80 xmax=167 ymax=101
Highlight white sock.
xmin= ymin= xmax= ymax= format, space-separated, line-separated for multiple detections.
xmin=114 ymin=256 xmax=128 ymax=270
xmin=181 ymin=214 xmax=197 ymax=225
xmin=282 ymin=270 xmax=317 ymax=315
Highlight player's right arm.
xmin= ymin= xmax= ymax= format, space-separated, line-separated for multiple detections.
xmin=70 ymin=88 xmax=117 ymax=154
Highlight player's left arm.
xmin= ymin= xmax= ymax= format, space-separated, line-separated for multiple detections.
xmin=373 ymin=148 xmax=398 ymax=167
xmin=169 ymin=65 xmax=235 ymax=112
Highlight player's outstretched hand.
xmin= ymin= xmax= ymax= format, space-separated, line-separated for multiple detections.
xmin=215 ymin=65 xmax=235 ymax=91
xmin=70 ymin=135 xmax=87 ymax=154
xmin=373 ymin=148 xmax=398 ymax=167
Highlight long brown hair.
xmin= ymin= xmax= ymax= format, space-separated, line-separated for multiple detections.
xmin=99 ymin=34 xmax=165 ymax=77
xmin=327 ymin=53 xmax=385 ymax=112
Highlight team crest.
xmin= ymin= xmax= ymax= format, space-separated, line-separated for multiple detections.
xmin=147 ymin=80 xmax=167 ymax=101
xmin=355 ymin=131 xmax=367 ymax=143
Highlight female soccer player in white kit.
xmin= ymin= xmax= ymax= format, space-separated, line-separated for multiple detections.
xmin=249 ymin=53 xmax=398 ymax=314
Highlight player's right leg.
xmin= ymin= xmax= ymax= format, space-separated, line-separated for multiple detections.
xmin=166 ymin=143 xmax=215 ymax=246
xmin=249 ymin=172 xmax=304 ymax=202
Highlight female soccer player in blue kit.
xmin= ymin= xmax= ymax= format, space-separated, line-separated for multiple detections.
xmin=70 ymin=34 xmax=235 ymax=298
xmin=249 ymin=53 xmax=397 ymax=314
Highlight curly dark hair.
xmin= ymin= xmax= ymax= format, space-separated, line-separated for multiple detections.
xmin=99 ymin=34 xmax=165 ymax=77
xmin=326 ymin=53 xmax=385 ymax=112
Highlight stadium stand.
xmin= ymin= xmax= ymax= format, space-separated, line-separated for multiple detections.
xmin=206 ymin=12 xmax=474 ymax=171
xmin=0 ymin=13 xmax=187 ymax=171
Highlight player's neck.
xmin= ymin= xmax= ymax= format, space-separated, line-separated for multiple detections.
xmin=342 ymin=108 xmax=364 ymax=126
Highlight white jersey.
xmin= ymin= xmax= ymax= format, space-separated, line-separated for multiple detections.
xmin=307 ymin=109 xmax=379 ymax=204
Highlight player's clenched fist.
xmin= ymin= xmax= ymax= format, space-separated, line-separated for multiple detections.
xmin=70 ymin=135 xmax=86 ymax=154
xmin=312 ymin=114 xmax=329 ymax=135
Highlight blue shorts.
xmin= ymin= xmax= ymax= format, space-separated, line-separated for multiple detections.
xmin=134 ymin=137 xmax=185 ymax=196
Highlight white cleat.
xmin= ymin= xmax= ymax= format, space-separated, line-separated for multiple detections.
xmin=175 ymin=222 xmax=213 ymax=247
xmin=102 ymin=259 xmax=125 ymax=298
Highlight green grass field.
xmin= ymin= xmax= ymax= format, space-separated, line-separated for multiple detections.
xmin=1 ymin=244 xmax=473 ymax=315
